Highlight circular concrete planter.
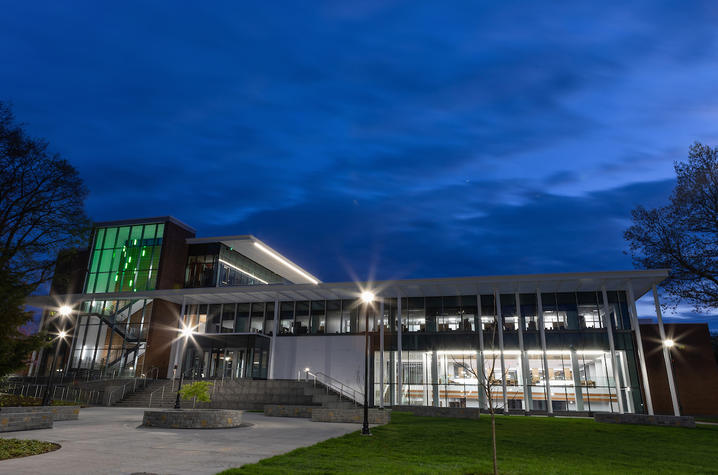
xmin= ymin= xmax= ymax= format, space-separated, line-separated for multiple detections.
xmin=142 ymin=409 xmax=244 ymax=429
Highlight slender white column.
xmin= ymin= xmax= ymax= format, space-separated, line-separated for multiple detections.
xmin=601 ymin=286 xmax=625 ymax=414
xmin=537 ymin=290 xmax=553 ymax=414
xmin=652 ymin=285 xmax=680 ymax=416
xmin=516 ymin=292 xmax=530 ymax=413
xmin=494 ymin=290 xmax=508 ymax=411
xmin=396 ymin=296 xmax=402 ymax=405
xmin=431 ymin=349 xmax=439 ymax=406
xmin=476 ymin=293 xmax=486 ymax=409
xmin=269 ymin=299 xmax=280 ymax=379
xmin=570 ymin=347 xmax=584 ymax=411
xmin=379 ymin=299 xmax=385 ymax=409
xmin=627 ymin=284 xmax=654 ymax=415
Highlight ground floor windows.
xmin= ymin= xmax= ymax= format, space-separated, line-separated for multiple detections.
xmin=179 ymin=334 xmax=270 ymax=380
xmin=66 ymin=299 xmax=153 ymax=377
xmin=374 ymin=349 xmax=639 ymax=413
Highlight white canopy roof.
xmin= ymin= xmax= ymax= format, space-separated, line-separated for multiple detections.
xmin=27 ymin=269 xmax=669 ymax=308
xmin=186 ymin=235 xmax=321 ymax=285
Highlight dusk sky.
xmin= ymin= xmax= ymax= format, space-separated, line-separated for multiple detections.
xmin=2 ymin=2 xmax=717 ymax=329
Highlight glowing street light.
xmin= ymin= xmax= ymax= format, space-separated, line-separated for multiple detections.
xmin=360 ymin=289 xmax=375 ymax=436
xmin=174 ymin=325 xmax=194 ymax=409
xmin=58 ymin=305 xmax=72 ymax=317
xmin=179 ymin=326 xmax=193 ymax=339
xmin=664 ymin=339 xmax=675 ymax=348
xmin=41 ymin=329 xmax=69 ymax=406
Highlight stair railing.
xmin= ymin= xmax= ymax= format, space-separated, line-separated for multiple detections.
xmin=300 ymin=370 xmax=364 ymax=407
xmin=106 ymin=376 xmax=152 ymax=406
xmin=148 ymin=383 xmax=167 ymax=408
xmin=0 ymin=381 xmax=103 ymax=405
xmin=146 ymin=366 xmax=160 ymax=380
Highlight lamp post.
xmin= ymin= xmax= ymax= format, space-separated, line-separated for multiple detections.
xmin=41 ymin=305 xmax=71 ymax=406
xmin=361 ymin=290 xmax=374 ymax=436
xmin=664 ymin=339 xmax=683 ymax=415
xmin=174 ymin=326 xmax=193 ymax=409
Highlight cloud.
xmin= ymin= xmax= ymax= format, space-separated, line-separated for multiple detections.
xmin=2 ymin=1 xmax=718 ymax=331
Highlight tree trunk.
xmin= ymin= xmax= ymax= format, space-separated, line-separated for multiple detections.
xmin=491 ymin=410 xmax=498 ymax=475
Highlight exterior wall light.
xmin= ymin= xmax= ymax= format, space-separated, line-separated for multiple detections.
xmin=361 ymin=291 xmax=375 ymax=303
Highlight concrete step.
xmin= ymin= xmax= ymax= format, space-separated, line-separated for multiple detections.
xmin=311 ymin=408 xmax=390 ymax=424
xmin=312 ymin=393 xmax=347 ymax=403
xmin=264 ymin=404 xmax=318 ymax=418
xmin=321 ymin=401 xmax=359 ymax=409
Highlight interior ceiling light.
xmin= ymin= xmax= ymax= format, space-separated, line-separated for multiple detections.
xmin=218 ymin=259 xmax=269 ymax=285
xmin=253 ymin=242 xmax=319 ymax=284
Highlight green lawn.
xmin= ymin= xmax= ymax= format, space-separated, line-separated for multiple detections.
xmin=221 ymin=412 xmax=718 ymax=474
xmin=0 ymin=438 xmax=60 ymax=460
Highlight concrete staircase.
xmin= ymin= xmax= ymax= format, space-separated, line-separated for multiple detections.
xmin=263 ymin=380 xmax=360 ymax=419
xmin=112 ymin=379 xmax=330 ymax=410
xmin=111 ymin=378 xmax=387 ymax=424
xmin=114 ymin=379 xmax=177 ymax=408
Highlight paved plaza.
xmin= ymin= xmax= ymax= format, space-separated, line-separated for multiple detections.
xmin=0 ymin=407 xmax=359 ymax=474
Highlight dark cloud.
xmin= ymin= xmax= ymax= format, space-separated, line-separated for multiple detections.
xmin=2 ymin=1 xmax=718 ymax=329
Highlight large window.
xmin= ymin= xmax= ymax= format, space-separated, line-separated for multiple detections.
xmin=85 ymin=223 xmax=165 ymax=293
xmin=69 ymin=299 xmax=152 ymax=377
xmin=379 ymin=348 xmax=634 ymax=413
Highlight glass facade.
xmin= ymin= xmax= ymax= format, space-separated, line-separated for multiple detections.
xmin=179 ymin=334 xmax=270 ymax=380
xmin=365 ymin=290 xmax=643 ymax=414
xmin=179 ymin=290 xmax=643 ymax=412
xmin=185 ymin=243 xmax=286 ymax=288
xmin=85 ymin=223 xmax=165 ymax=293
xmin=375 ymin=349 xmax=636 ymax=414
xmin=67 ymin=299 xmax=153 ymax=377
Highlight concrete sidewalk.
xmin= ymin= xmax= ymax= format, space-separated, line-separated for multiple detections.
xmin=0 ymin=407 xmax=359 ymax=474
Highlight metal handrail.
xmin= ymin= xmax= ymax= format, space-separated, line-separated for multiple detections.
xmin=300 ymin=370 xmax=364 ymax=406
xmin=106 ymin=376 xmax=150 ymax=405
xmin=146 ymin=366 xmax=160 ymax=380
xmin=148 ymin=382 xmax=169 ymax=408
xmin=0 ymin=382 xmax=102 ymax=406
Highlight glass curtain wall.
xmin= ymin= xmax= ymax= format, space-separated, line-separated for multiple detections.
xmin=385 ymin=291 xmax=641 ymax=413
xmin=379 ymin=349 xmax=633 ymax=413
xmin=68 ymin=299 xmax=153 ymax=377
xmin=85 ymin=223 xmax=164 ymax=293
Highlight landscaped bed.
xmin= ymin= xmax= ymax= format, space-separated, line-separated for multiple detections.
xmin=220 ymin=412 xmax=718 ymax=474
xmin=0 ymin=394 xmax=78 ymax=407
xmin=0 ymin=438 xmax=60 ymax=460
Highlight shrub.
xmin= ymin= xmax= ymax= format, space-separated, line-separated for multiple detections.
xmin=179 ymin=381 xmax=213 ymax=408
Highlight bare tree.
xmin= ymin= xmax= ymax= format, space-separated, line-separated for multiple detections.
xmin=0 ymin=101 xmax=91 ymax=288
xmin=625 ymin=142 xmax=718 ymax=311
xmin=0 ymin=101 xmax=90 ymax=376
xmin=453 ymin=315 xmax=505 ymax=475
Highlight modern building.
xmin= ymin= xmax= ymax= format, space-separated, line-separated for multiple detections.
xmin=26 ymin=216 xmax=718 ymax=416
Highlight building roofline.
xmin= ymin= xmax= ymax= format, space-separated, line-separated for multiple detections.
xmin=27 ymin=268 xmax=669 ymax=308
xmin=94 ymin=216 xmax=196 ymax=233
xmin=186 ymin=234 xmax=321 ymax=284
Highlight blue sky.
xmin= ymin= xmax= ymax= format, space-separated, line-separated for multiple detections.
xmin=2 ymin=2 xmax=717 ymax=330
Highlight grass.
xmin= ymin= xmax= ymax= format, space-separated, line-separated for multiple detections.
xmin=220 ymin=412 xmax=718 ymax=474
xmin=0 ymin=439 xmax=60 ymax=460
xmin=0 ymin=394 xmax=78 ymax=407
xmin=696 ymin=416 xmax=718 ymax=424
